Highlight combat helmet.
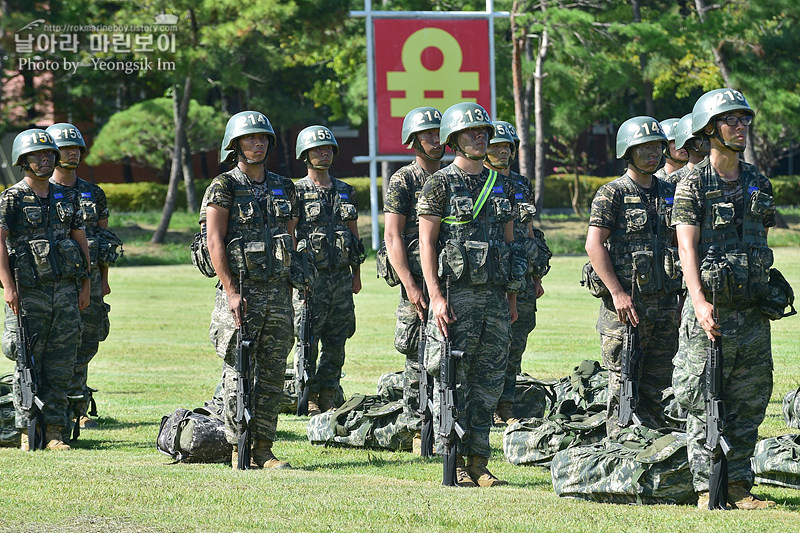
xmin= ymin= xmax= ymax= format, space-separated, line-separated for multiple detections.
xmin=490 ymin=121 xmax=519 ymax=151
xmin=616 ymin=116 xmax=667 ymax=159
xmin=12 ymin=129 xmax=60 ymax=177
xmin=402 ymin=107 xmax=442 ymax=145
xmin=220 ymin=111 xmax=276 ymax=164
xmin=296 ymin=125 xmax=338 ymax=169
xmin=674 ymin=114 xmax=695 ymax=151
xmin=439 ymin=102 xmax=495 ymax=159
xmin=659 ymin=118 xmax=680 ymax=142
xmin=46 ymin=123 xmax=86 ymax=169
xmin=691 ymin=88 xmax=754 ymax=153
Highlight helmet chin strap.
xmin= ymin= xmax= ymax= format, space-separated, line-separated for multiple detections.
xmin=412 ymin=138 xmax=443 ymax=161
xmin=57 ymin=159 xmax=79 ymax=170
xmin=485 ymin=153 xmax=509 ymax=170
xmin=22 ymin=163 xmax=55 ymax=179
xmin=451 ymin=140 xmax=485 ymax=161
xmin=626 ymin=155 xmax=659 ymax=176
xmin=665 ymin=152 xmax=689 ymax=164
xmin=714 ymin=129 xmax=746 ymax=153
xmin=234 ymin=140 xmax=270 ymax=165
xmin=303 ymin=154 xmax=332 ymax=171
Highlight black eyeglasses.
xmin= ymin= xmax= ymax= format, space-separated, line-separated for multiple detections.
xmin=717 ymin=115 xmax=753 ymax=127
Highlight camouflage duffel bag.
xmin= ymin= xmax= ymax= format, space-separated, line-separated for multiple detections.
xmin=782 ymin=386 xmax=800 ymax=429
xmin=157 ymin=407 xmax=232 ymax=463
xmin=552 ymin=360 xmax=609 ymax=414
xmin=752 ymin=434 xmax=800 ymax=489
xmin=307 ymin=393 xmax=415 ymax=451
xmin=279 ymin=368 xmax=345 ymax=414
xmin=1 ymin=373 xmax=21 ymax=448
xmin=551 ymin=429 xmax=694 ymax=505
xmin=376 ymin=371 xmax=404 ymax=403
xmin=503 ymin=406 xmax=606 ymax=468
xmin=512 ymin=373 xmax=558 ymax=420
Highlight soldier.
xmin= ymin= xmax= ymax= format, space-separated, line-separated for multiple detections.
xmin=585 ymin=116 xmax=681 ymax=438
xmin=655 ymin=118 xmax=689 ymax=184
xmin=672 ymin=88 xmax=776 ymax=509
xmin=47 ymin=123 xmax=120 ymax=433
xmin=201 ymin=111 xmax=295 ymax=469
xmin=0 ymin=129 xmax=91 ymax=451
xmin=418 ymin=102 xmax=521 ymax=487
xmin=672 ymin=113 xmax=710 ymax=183
xmin=292 ymin=125 xmax=364 ymax=415
xmin=383 ymin=107 xmax=444 ymax=450
xmin=484 ymin=121 xmax=549 ymax=425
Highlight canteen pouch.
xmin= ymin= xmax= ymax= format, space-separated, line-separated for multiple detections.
xmin=581 ymin=261 xmax=609 ymax=298
xmin=438 ymin=240 xmax=466 ymax=281
xmin=726 ymin=252 xmax=750 ymax=302
xmin=376 ymin=242 xmax=401 ymax=287
xmin=333 ymin=230 xmax=353 ymax=269
xmin=56 ymin=239 xmax=87 ymax=279
xmin=491 ymin=242 xmax=511 ymax=286
xmin=225 ymin=237 xmax=246 ymax=277
xmin=28 ymin=239 xmax=54 ymax=280
xmin=272 ymin=233 xmax=293 ymax=278
xmin=711 ymin=202 xmax=734 ymax=229
xmin=465 ymin=240 xmax=489 ymax=285
xmin=760 ymin=268 xmax=797 ymax=320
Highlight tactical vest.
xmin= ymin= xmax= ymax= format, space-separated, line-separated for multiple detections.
xmin=437 ymin=167 xmax=514 ymax=287
xmin=697 ymin=160 xmax=772 ymax=304
xmin=5 ymin=181 xmax=86 ymax=287
xmin=54 ymin=178 xmax=101 ymax=268
xmin=507 ymin=170 xmax=550 ymax=279
xmin=606 ymin=175 xmax=680 ymax=295
xmin=199 ymin=168 xmax=293 ymax=281
xmin=295 ymin=177 xmax=360 ymax=271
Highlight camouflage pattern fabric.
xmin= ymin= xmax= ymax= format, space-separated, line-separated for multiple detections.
xmin=500 ymin=291 xmax=537 ymax=404
xmin=0 ymin=373 xmax=20 ymax=447
xmin=292 ymin=268 xmax=355 ymax=392
xmin=503 ymin=409 xmax=606 ymax=467
xmin=424 ymin=284 xmax=510 ymax=458
xmin=551 ymin=360 xmax=609 ymax=414
xmin=306 ymin=393 xmax=415 ymax=451
xmin=654 ymin=166 xmax=687 ymax=185
xmin=384 ymin=161 xmax=430 ymax=239
xmin=551 ymin=430 xmax=695 ymax=505
xmin=597 ymin=290 xmax=679 ymax=437
xmin=510 ymin=373 xmax=557 ymax=420
xmin=782 ymin=386 xmax=800 ymax=429
xmin=751 ymin=434 xmax=800 ymax=489
xmin=672 ymin=297 xmax=772 ymax=492
xmin=157 ymin=407 xmax=232 ymax=463
xmin=376 ymin=370 xmax=405 ymax=403
xmin=394 ymin=293 xmax=422 ymax=427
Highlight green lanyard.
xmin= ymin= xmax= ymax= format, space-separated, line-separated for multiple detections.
xmin=442 ymin=169 xmax=498 ymax=225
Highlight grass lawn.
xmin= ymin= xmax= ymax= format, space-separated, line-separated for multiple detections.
xmin=1 ymin=249 xmax=800 ymax=532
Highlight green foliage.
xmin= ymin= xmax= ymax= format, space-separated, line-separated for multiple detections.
xmin=771 ymin=176 xmax=800 ymax=206
xmin=84 ymin=99 xmax=225 ymax=171
xmin=102 ymin=179 xmax=212 ymax=212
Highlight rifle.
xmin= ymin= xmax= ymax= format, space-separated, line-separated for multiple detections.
xmin=234 ymin=271 xmax=254 ymax=469
xmin=440 ymin=277 xmax=465 ymax=486
xmin=618 ymin=266 xmax=643 ymax=428
xmin=705 ymin=285 xmax=733 ymax=510
xmin=14 ymin=268 xmax=46 ymax=450
xmin=417 ymin=283 xmax=434 ymax=457
xmin=295 ymin=291 xmax=314 ymax=416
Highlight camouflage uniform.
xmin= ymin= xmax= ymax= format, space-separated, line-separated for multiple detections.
xmin=293 ymin=177 xmax=359 ymax=394
xmin=671 ymin=159 xmax=775 ymax=492
xmin=500 ymin=170 xmax=550 ymax=406
xmin=589 ymin=175 xmax=681 ymax=437
xmin=655 ymin=166 xmax=686 ymax=185
xmin=418 ymin=164 xmax=516 ymax=458
xmin=201 ymin=167 xmax=297 ymax=445
xmin=0 ymin=181 xmax=85 ymax=429
xmin=54 ymin=178 xmax=111 ymax=418
xmin=384 ymin=161 xmax=431 ymax=422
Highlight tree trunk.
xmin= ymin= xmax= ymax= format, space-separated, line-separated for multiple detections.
xmin=181 ymin=125 xmax=198 ymax=213
xmin=533 ymin=23 xmax=549 ymax=215
xmin=152 ymin=78 xmax=192 ymax=244
xmin=631 ymin=0 xmax=654 ymax=116
xmin=511 ymin=1 xmax=533 ymax=185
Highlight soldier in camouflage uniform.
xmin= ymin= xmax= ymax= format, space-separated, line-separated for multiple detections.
xmin=0 ymin=129 xmax=91 ymax=451
xmin=671 ymin=112 xmax=710 ymax=185
xmin=585 ymin=116 xmax=681 ymax=439
xmin=672 ymin=89 xmax=776 ymax=509
xmin=291 ymin=126 xmax=364 ymax=415
xmin=418 ymin=102 xmax=522 ymax=487
xmin=47 ymin=123 xmax=120 ymax=433
xmin=383 ymin=107 xmax=444 ymax=449
xmin=654 ymin=118 xmax=688 ymax=184
xmin=202 ymin=111 xmax=295 ymax=469
xmin=483 ymin=121 xmax=549 ymax=426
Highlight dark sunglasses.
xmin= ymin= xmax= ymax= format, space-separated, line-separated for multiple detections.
xmin=716 ymin=115 xmax=753 ymax=127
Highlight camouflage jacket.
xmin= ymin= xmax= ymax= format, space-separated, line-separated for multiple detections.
xmin=51 ymin=177 xmax=108 ymax=269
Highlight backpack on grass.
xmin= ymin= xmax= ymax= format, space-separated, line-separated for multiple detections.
xmin=1 ymin=373 xmax=20 ymax=448
xmin=157 ymin=407 xmax=232 ymax=463
xmin=751 ymin=434 xmax=800 ymax=490
xmin=782 ymin=386 xmax=800 ymax=429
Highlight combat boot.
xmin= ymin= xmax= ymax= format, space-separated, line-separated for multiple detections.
xmin=45 ymin=426 xmax=71 ymax=451
xmin=231 ymin=444 xmax=261 ymax=470
xmin=80 ymin=416 xmax=99 ymax=429
xmin=307 ymin=393 xmax=321 ymax=417
xmin=493 ymin=401 xmax=515 ymax=426
xmin=455 ymin=456 xmax=477 ymax=488
xmin=727 ymin=482 xmax=776 ymax=509
xmin=19 ymin=432 xmax=29 ymax=452
xmin=465 ymin=456 xmax=508 ymax=487
xmin=318 ymin=388 xmax=337 ymax=412
xmin=252 ymin=439 xmax=292 ymax=469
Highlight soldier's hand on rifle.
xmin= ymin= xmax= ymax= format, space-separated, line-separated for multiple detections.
xmin=228 ymin=291 xmax=246 ymax=328
xmin=4 ymin=285 xmax=19 ymax=316
xmin=694 ymin=299 xmax=720 ymax=340
xmin=431 ymin=293 xmax=455 ymax=337
xmin=612 ymin=290 xmax=638 ymax=326
xmin=406 ymin=282 xmax=428 ymax=320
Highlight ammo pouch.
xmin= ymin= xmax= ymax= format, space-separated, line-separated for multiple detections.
xmin=524 ymin=235 xmax=552 ymax=279
xmin=465 ymin=241 xmax=490 ymax=285
xmin=631 ymin=250 xmax=657 ymax=294
xmin=56 ymin=239 xmax=87 ymax=279
xmin=749 ymin=190 xmax=775 ymax=219
xmin=405 ymin=238 xmax=423 ymax=278
xmin=580 ymin=262 xmax=609 ymax=298
xmin=376 ymin=241 xmax=401 ymax=287
xmin=700 ymin=251 xmax=749 ymax=305
xmin=225 ymin=237 xmax=273 ymax=281
xmin=349 ymin=236 xmax=366 ymax=267
xmin=333 ymin=230 xmax=353 ymax=269
xmin=760 ymin=268 xmax=796 ymax=320
xmin=624 ymin=208 xmax=648 ymax=233
xmin=29 ymin=239 xmax=55 ymax=280
xmin=748 ymin=244 xmax=773 ymax=298
xmin=301 ymin=232 xmax=330 ymax=270
xmin=491 ymin=196 xmax=514 ymax=223
xmin=289 ymin=249 xmax=317 ymax=291
xmin=438 ymin=240 xmax=466 ymax=281
xmin=711 ymin=202 xmax=734 ymax=229
xmin=518 ymin=202 xmax=537 ymax=224
xmin=96 ymin=228 xmax=124 ymax=265
xmin=191 ymin=230 xmax=216 ymax=278
xmin=662 ymin=247 xmax=682 ymax=287
xmin=272 ymin=233 xmax=293 ymax=279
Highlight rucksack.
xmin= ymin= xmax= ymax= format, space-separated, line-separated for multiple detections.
xmin=782 ymin=386 xmax=800 ymax=429
xmin=1 ymin=373 xmax=21 ymax=448
xmin=551 ymin=360 xmax=609 ymax=414
xmin=550 ymin=428 xmax=694 ymax=505
xmin=307 ymin=394 xmax=415 ymax=451
xmin=751 ymin=434 xmax=800 ymax=490
xmin=157 ymin=407 xmax=232 ymax=463
xmin=279 ymin=368 xmax=346 ymax=414
xmin=511 ymin=373 xmax=558 ymax=420
xmin=503 ymin=404 xmax=606 ymax=468
xmin=376 ymin=371 xmax=404 ymax=403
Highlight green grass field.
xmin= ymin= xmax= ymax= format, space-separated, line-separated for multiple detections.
xmin=1 ymin=251 xmax=800 ymax=532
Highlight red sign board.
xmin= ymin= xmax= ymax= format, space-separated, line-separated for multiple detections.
xmin=374 ymin=18 xmax=491 ymax=155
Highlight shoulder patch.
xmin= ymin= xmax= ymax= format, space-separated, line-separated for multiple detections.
xmin=81 ymin=191 xmax=92 ymax=198
xmin=271 ymin=188 xmax=285 ymax=196
xmin=664 ymin=197 xmax=674 ymax=205
xmin=338 ymin=193 xmax=349 ymax=200
xmin=748 ymin=186 xmax=758 ymax=194
xmin=492 ymin=186 xmax=504 ymax=194
xmin=53 ymin=192 xmax=64 ymax=199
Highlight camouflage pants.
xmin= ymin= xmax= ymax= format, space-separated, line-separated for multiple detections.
xmin=68 ymin=269 xmax=110 ymax=412
xmin=292 ymin=268 xmax=355 ymax=392
xmin=425 ymin=284 xmax=510 ymax=458
xmin=2 ymin=280 xmax=81 ymax=428
xmin=210 ymin=280 xmax=293 ymax=445
xmin=394 ymin=284 xmax=424 ymax=426
xmin=597 ymin=290 xmax=679 ymax=437
xmin=500 ymin=288 xmax=537 ymax=404
xmin=673 ymin=298 xmax=772 ymax=492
